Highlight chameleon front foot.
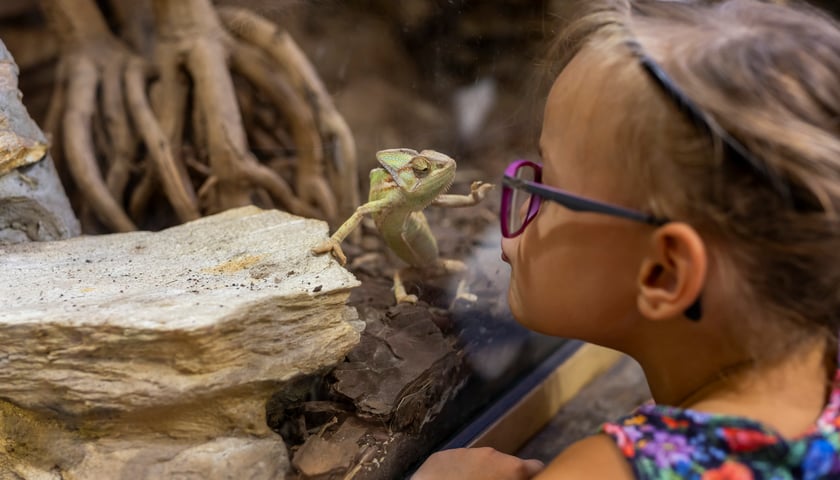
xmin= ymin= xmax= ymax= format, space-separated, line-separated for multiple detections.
xmin=470 ymin=180 xmax=494 ymax=202
xmin=311 ymin=238 xmax=347 ymax=265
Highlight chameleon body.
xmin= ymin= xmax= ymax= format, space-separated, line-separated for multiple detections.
xmin=311 ymin=148 xmax=493 ymax=304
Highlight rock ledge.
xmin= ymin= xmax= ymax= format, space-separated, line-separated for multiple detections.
xmin=0 ymin=206 xmax=361 ymax=479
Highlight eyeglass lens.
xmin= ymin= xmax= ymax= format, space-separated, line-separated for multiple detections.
xmin=507 ymin=163 xmax=538 ymax=234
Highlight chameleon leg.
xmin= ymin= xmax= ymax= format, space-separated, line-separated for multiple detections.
xmin=393 ymin=267 xmax=419 ymax=304
xmin=437 ymin=259 xmax=478 ymax=306
xmin=311 ymin=198 xmax=389 ymax=265
xmin=431 ymin=181 xmax=494 ymax=208
xmin=392 ymin=259 xmax=478 ymax=306
xmin=452 ymin=277 xmax=478 ymax=304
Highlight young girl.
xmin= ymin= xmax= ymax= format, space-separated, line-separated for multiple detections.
xmin=412 ymin=0 xmax=840 ymax=478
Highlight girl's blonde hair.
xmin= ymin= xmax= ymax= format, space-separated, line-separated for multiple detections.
xmin=549 ymin=0 xmax=840 ymax=355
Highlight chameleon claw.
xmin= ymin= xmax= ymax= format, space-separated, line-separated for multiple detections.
xmin=470 ymin=181 xmax=494 ymax=202
xmin=311 ymin=239 xmax=347 ymax=265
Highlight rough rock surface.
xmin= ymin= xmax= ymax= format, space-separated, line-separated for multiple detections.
xmin=0 ymin=206 xmax=362 ymax=479
xmin=0 ymin=39 xmax=79 ymax=243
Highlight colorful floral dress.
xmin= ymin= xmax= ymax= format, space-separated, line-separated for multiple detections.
xmin=601 ymin=373 xmax=840 ymax=479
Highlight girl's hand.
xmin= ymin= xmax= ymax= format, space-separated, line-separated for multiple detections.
xmin=411 ymin=447 xmax=545 ymax=480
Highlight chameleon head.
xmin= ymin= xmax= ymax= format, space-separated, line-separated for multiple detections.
xmin=375 ymin=148 xmax=456 ymax=200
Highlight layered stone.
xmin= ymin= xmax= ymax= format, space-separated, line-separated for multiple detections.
xmin=0 ymin=206 xmax=362 ymax=478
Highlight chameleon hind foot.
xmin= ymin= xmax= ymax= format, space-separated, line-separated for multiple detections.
xmin=393 ymin=268 xmax=418 ymax=304
xmin=391 ymin=259 xmax=478 ymax=306
xmin=452 ymin=278 xmax=478 ymax=303
xmin=437 ymin=259 xmax=478 ymax=308
xmin=447 ymin=269 xmax=477 ymax=310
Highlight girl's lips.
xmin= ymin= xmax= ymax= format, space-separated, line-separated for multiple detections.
xmin=501 ymin=249 xmax=510 ymax=263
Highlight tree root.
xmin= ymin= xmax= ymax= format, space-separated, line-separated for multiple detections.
xmin=41 ymin=0 xmax=199 ymax=232
xmin=41 ymin=0 xmax=136 ymax=231
xmin=219 ymin=6 xmax=360 ymax=222
xmin=38 ymin=0 xmax=356 ymax=232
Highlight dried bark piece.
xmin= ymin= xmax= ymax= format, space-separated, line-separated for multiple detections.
xmin=332 ymin=304 xmax=464 ymax=433
xmin=292 ymin=417 xmax=370 ymax=478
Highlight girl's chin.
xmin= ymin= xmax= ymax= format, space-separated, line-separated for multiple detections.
xmin=505 ymin=290 xmax=522 ymax=318
xmin=506 ymin=292 xmax=535 ymax=330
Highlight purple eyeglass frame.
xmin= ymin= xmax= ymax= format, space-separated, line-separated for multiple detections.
xmin=500 ymin=159 xmax=667 ymax=238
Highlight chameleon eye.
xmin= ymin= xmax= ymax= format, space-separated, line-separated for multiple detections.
xmin=412 ymin=157 xmax=430 ymax=177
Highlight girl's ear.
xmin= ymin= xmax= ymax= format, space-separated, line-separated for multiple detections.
xmin=636 ymin=222 xmax=707 ymax=322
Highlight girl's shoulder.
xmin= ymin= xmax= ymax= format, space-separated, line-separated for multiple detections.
xmin=534 ymin=434 xmax=635 ymax=480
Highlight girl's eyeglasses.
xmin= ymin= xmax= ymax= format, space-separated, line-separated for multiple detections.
xmin=500 ymin=159 xmax=667 ymax=239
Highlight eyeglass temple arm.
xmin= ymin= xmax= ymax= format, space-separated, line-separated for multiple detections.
xmin=503 ymin=176 xmax=665 ymax=226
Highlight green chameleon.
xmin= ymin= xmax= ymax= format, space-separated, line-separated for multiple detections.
xmin=311 ymin=148 xmax=494 ymax=304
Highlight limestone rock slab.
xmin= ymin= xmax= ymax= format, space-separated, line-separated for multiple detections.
xmin=0 ymin=206 xmax=361 ymax=418
xmin=67 ymin=437 xmax=290 ymax=479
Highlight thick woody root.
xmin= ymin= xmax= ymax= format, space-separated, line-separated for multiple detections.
xmin=41 ymin=0 xmax=200 ymax=232
xmin=49 ymin=49 xmax=137 ymax=232
xmin=155 ymin=35 xmax=322 ymax=220
xmin=219 ymin=6 xmax=359 ymax=223
xmin=146 ymin=0 xmax=350 ymax=225
xmin=42 ymin=0 xmax=353 ymax=232
xmin=45 ymin=46 xmax=201 ymax=232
